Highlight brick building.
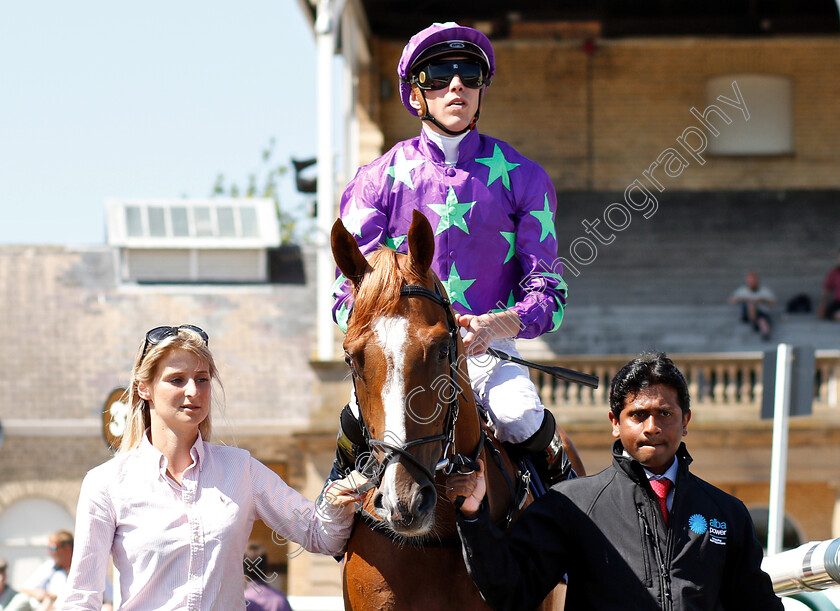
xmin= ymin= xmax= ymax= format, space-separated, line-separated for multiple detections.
xmin=2 ymin=1 xmax=840 ymax=601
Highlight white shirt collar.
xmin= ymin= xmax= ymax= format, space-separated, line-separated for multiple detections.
xmin=422 ymin=123 xmax=467 ymax=166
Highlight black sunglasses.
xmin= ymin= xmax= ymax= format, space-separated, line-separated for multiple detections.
xmin=141 ymin=325 xmax=209 ymax=361
xmin=411 ymin=59 xmax=486 ymax=91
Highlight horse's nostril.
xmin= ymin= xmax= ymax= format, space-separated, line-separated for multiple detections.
xmin=372 ymin=491 xmax=384 ymax=511
xmin=412 ymin=484 xmax=437 ymax=517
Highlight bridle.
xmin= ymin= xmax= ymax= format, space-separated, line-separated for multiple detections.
xmin=349 ymin=280 xmax=484 ymax=490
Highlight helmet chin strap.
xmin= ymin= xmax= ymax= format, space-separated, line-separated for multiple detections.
xmin=412 ymin=84 xmax=483 ymax=136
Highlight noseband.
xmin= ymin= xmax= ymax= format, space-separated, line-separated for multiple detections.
xmin=353 ymin=281 xmax=483 ymax=489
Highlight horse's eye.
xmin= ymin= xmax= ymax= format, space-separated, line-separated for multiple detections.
xmin=344 ymin=352 xmax=356 ymax=374
xmin=437 ymin=343 xmax=450 ymax=361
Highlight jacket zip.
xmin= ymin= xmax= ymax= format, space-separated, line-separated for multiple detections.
xmin=635 ymin=505 xmax=653 ymax=585
xmin=638 ymin=504 xmax=673 ymax=610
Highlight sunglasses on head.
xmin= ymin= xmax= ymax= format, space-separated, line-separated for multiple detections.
xmin=411 ymin=59 xmax=486 ymax=91
xmin=141 ymin=325 xmax=209 ymax=361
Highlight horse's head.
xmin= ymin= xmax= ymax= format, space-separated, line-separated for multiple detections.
xmin=332 ymin=210 xmax=462 ymax=537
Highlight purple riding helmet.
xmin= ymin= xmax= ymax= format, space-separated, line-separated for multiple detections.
xmin=397 ymin=22 xmax=496 ymax=135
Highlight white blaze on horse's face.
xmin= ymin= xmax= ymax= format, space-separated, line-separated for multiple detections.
xmin=373 ymin=315 xmax=410 ymax=514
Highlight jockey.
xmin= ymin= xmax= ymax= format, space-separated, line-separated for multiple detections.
xmin=329 ymin=22 xmax=573 ymax=489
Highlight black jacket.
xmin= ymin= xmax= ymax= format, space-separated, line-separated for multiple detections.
xmin=457 ymin=441 xmax=783 ymax=610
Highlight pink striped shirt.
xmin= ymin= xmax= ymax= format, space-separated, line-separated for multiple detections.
xmin=61 ymin=434 xmax=354 ymax=610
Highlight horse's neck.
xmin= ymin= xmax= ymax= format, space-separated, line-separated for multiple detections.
xmin=453 ymin=391 xmax=483 ymax=456
xmin=451 ymin=384 xmax=520 ymax=528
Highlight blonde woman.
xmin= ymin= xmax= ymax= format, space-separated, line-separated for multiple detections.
xmin=62 ymin=325 xmax=364 ymax=610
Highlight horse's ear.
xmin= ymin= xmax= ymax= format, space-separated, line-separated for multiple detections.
xmin=331 ymin=218 xmax=372 ymax=288
xmin=407 ymin=210 xmax=435 ymax=275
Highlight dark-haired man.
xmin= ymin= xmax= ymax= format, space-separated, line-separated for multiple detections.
xmin=448 ymin=352 xmax=782 ymax=610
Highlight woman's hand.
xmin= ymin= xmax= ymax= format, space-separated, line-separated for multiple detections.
xmin=323 ymin=470 xmax=370 ymax=507
xmin=445 ymin=459 xmax=486 ymax=518
xmin=454 ymin=311 xmax=521 ymax=356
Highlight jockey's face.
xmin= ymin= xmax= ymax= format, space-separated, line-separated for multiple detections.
xmin=409 ymin=56 xmax=481 ymax=135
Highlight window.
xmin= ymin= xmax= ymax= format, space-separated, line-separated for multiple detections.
xmin=106 ymin=199 xmax=281 ymax=283
xmin=706 ymin=74 xmax=793 ymax=156
xmin=108 ymin=200 xmax=278 ymax=244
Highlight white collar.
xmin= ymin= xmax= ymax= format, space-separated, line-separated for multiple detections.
xmin=422 ymin=124 xmax=467 ymax=166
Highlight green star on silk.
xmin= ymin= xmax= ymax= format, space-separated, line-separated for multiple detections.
xmin=529 ymin=193 xmax=557 ymax=242
xmin=336 ymin=302 xmax=351 ymax=333
xmin=500 ymin=231 xmax=516 ymax=263
xmin=330 ymin=273 xmax=348 ymax=296
xmin=331 ymin=273 xmax=351 ymax=332
xmin=551 ymin=302 xmax=565 ymax=332
xmin=385 ymin=234 xmax=407 ymax=251
xmin=342 ymin=196 xmax=376 ymax=237
xmin=543 ymin=272 xmax=568 ymax=294
xmin=475 ymin=143 xmax=520 ymax=190
xmin=428 ymin=187 xmax=476 ymax=236
xmin=386 ymin=147 xmax=425 ymax=190
xmin=441 ymin=262 xmax=476 ymax=310
xmin=539 ymin=271 xmax=567 ymax=332
xmin=491 ymin=291 xmax=517 ymax=313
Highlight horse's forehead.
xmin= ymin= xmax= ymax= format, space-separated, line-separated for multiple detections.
xmin=373 ymin=315 xmax=409 ymax=349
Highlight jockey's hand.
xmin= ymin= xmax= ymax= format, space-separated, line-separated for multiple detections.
xmin=445 ymin=459 xmax=486 ymax=519
xmin=323 ymin=470 xmax=370 ymax=508
xmin=455 ymin=310 xmax=521 ymax=356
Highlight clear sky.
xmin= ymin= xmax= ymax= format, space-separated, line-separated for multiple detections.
xmin=0 ymin=1 xmax=319 ymax=245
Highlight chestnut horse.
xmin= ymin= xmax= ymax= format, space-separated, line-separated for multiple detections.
xmin=331 ymin=210 xmax=569 ymax=610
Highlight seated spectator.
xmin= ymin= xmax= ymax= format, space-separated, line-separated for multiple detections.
xmin=818 ymin=249 xmax=840 ymax=321
xmin=729 ymin=271 xmax=776 ymax=340
xmin=18 ymin=530 xmax=73 ymax=609
xmin=0 ymin=558 xmax=32 ymax=611
xmin=243 ymin=542 xmax=292 ymax=611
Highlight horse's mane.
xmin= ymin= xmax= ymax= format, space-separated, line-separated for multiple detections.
xmin=348 ymin=245 xmax=428 ymax=339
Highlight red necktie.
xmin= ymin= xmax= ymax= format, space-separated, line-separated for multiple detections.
xmin=649 ymin=478 xmax=672 ymax=525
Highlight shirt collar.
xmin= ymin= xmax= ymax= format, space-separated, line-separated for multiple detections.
xmin=139 ymin=430 xmax=205 ymax=475
xmin=422 ymin=124 xmax=468 ymax=165
xmin=644 ymin=456 xmax=679 ymax=484
xmin=418 ymin=126 xmax=480 ymax=164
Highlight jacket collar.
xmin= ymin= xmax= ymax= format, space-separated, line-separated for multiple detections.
xmin=612 ymin=439 xmax=692 ymax=485
xmin=418 ymin=127 xmax=481 ymax=165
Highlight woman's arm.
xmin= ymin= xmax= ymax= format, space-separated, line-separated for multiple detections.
xmin=251 ymin=458 xmax=366 ymax=557
xmin=61 ymin=471 xmax=116 ymax=610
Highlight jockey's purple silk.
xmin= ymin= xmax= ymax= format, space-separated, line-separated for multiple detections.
xmin=333 ymin=128 xmax=567 ymax=339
